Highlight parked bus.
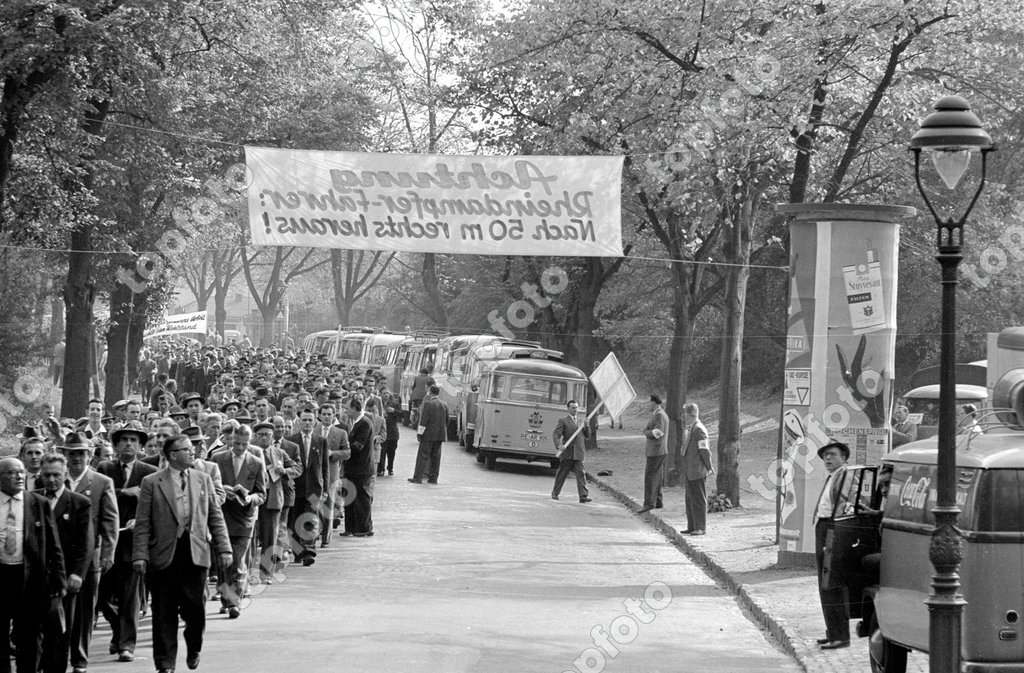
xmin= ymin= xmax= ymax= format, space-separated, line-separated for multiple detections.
xmin=334 ymin=327 xmax=380 ymax=370
xmin=359 ymin=333 xmax=408 ymax=373
xmin=302 ymin=329 xmax=340 ymax=357
xmin=431 ymin=334 xmax=506 ymax=435
xmin=456 ymin=342 xmax=562 ymax=448
xmin=902 ymin=360 xmax=988 ymax=440
xmin=398 ymin=341 xmax=442 ymax=423
xmin=472 ymin=354 xmax=588 ymax=471
xmin=381 ymin=331 xmax=448 ymax=397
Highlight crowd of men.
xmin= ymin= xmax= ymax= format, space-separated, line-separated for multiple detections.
xmin=3 ymin=338 xmax=412 ymax=673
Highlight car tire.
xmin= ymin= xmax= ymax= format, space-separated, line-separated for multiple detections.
xmin=476 ymin=451 xmax=485 ymax=464
xmin=484 ymin=453 xmax=497 ymax=470
xmin=869 ymin=619 xmax=908 ymax=673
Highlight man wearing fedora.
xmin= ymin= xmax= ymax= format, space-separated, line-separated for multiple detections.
xmin=182 ymin=394 xmax=205 ymax=428
xmin=813 ymin=440 xmax=853 ymax=650
xmin=97 ymin=422 xmax=157 ymax=662
xmin=132 ymin=435 xmax=232 ymax=673
xmin=61 ymin=432 xmax=119 ymax=673
xmin=183 ymin=426 xmax=226 ymax=506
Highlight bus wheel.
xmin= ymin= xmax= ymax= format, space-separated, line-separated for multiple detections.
xmin=869 ymin=621 xmax=908 ymax=673
xmin=447 ymin=417 xmax=458 ymax=440
xmin=476 ymin=451 xmax=485 ymax=464
xmin=457 ymin=417 xmax=466 ymax=448
xmin=484 ymin=453 xmax=497 ymax=470
xmin=465 ymin=431 xmax=475 ymax=451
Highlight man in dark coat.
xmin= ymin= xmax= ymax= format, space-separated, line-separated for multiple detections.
xmin=342 ymin=399 xmax=375 ymax=536
xmin=97 ymin=423 xmax=157 ymax=662
xmin=551 ymin=400 xmax=591 ymax=503
xmin=0 ymin=456 xmax=66 ymax=673
xmin=37 ymin=453 xmax=94 ymax=673
xmin=409 ymin=385 xmax=448 ymax=484
xmin=284 ymin=408 xmax=329 ymax=565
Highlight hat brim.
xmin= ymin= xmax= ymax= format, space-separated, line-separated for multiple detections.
xmin=111 ymin=429 xmax=149 ymax=445
xmin=816 ymin=442 xmax=851 ymax=460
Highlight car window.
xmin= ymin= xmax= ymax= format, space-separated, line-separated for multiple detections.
xmin=489 ymin=375 xmax=505 ymax=399
xmin=975 ymin=470 xmax=1024 ymax=532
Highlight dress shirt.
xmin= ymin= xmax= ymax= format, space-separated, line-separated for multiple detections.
xmin=815 ymin=473 xmax=835 ymax=522
xmin=0 ymin=492 xmax=25 ymax=565
xmin=67 ymin=470 xmax=86 ymax=493
xmin=47 ymin=486 xmax=66 ymax=507
xmin=172 ymin=469 xmax=192 ymax=535
xmin=120 ymin=460 xmax=137 ymax=483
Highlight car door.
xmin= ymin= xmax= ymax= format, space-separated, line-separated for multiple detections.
xmin=824 ymin=465 xmax=880 ymax=618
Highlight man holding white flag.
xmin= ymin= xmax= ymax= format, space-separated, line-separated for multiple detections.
xmin=550 ymin=400 xmax=590 ymax=503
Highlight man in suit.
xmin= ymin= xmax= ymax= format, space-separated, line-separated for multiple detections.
xmin=891 ymin=405 xmax=918 ymax=447
xmin=409 ymin=385 xmax=448 ymax=484
xmin=18 ymin=437 xmax=46 ymax=492
xmin=284 ymin=408 xmax=329 ymax=566
xmin=97 ymin=423 xmax=158 ymax=662
xmin=37 ymin=453 xmax=95 ymax=673
xmin=813 ymin=440 xmax=852 ymax=650
xmin=639 ymin=395 xmax=670 ymax=513
xmin=183 ymin=426 xmax=227 ymax=506
xmin=550 ymin=399 xmax=591 ymax=503
xmin=681 ymin=403 xmax=713 ymax=535
xmin=252 ymin=421 xmax=299 ymax=581
xmin=209 ymin=423 xmax=266 ymax=618
xmin=0 ymin=456 xmax=66 ymax=673
xmin=273 ymin=415 xmax=301 ymax=561
xmin=343 ymin=399 xmax=375 ymax=536
xmin=61 ymin=432 xmax=119 ymax=673
xmin=314 ymin=403 xmax=348 ymax=547
xmin=133 ymin=436 xmax=233 ymax=673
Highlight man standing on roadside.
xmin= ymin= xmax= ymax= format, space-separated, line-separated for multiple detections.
xmin=638 ymin=395 xmax=669 ymax=513
xmin=813 ymin=440 xmax=852 ymax=650
xmin=409 ymin=385 xmax=447 ymax=485
xmin=891 ymin=405 xmax=918 ymax=447
xmin=681 ymin=403 xmax=713 ymax=535
xmin=550 ymin=400 xmax=590 ymax=503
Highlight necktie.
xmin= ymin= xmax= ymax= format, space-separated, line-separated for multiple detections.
xmin=180 ymin=470 xmax=187 ymax=491
xmin=124 ymin=464 xmax=131 ymax=484
xmin=4 ymin=501 xmax=16 ymax=557
xmin=303 ymin=434 xmax=310 ymax=464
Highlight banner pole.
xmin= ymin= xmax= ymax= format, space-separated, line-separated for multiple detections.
xmin=563 ymin=399 xmax=604 ymax=448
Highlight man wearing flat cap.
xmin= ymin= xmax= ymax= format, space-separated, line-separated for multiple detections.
xmin=813 ymin=440 xmax=852 ymax=651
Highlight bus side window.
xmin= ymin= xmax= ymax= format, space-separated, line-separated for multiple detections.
xmin=489 ymin=375 xmax=505 ymax=399
xmin=549 ymin=381 xmax=568 ymax=406
xmin=976 ymin=470 xmax=1024 ymax=532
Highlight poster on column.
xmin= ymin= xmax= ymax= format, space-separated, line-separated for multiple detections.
xmin=776 ymin=206 xmax=906 ymax=559
xmin=245 ymin=147 xmax=624 ymax=257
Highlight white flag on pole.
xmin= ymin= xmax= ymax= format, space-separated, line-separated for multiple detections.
xmin=590 ymin=352 xmax=636 ymax=418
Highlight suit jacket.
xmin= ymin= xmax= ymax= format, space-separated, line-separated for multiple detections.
xmin=644 ymin=408 xmax=670 ymax=457
xmin=284 ymin=431 xmax=329 ymax=501
xmin=892 ymin=419 xmax=918 ymax=447
xmin=22 ymin=492 xmax=67 ymax=612
xmin=278 ymin=438 xmax=302 ymax=507
xmin=132 ymin=467 xmax=231 ymax=571
xmin=552 ymin=414 xmax=588 ymax=461
xmin=71 ymin=468 xmax=119 ymax=570
xmin=418 ymin=396 xmax=448 ymax=442
xmin=97 ymin=459 xmax=159 ymax=562
xmin=260 ymin=444 xmax=300 ymax=511
xmin=195 ymin=458 xmax=227 ymax=506
xmin=681 ymin=420 xmax=712 ymax=481
xmin=43 ymin=489 xmax=94 ymax=579
xmin=317 ymin=422 xmax=351 ymax=473
xmin=210 ymin=449 xmax=267 ymax=537
xmin=344 ymin=416 xmax=375 ymax=476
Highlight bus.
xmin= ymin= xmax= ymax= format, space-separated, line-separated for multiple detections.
xmin=359 ymin=333 xmax=408 ymax=373
xmin=302 ymin=329 xmax=340 ymax=357
xmin=381 ymin=331 xmax=449 ymax=398
xmin=399 ymin=341 xmax=442 ymax=423
xmin=456 ymin=342 xmax=563 ymax=447
xmin=334 ymin=327 xmax=380 ymax=370
xmin=472 ymin=354 xmax=588 ymax=471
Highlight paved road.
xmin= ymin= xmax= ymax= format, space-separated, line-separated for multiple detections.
xmin=88 ymin=436 xmax=799 ymax=673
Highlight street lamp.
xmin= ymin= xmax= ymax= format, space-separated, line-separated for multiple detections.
xmin=909 ymin=95 xmax=994 ymax=673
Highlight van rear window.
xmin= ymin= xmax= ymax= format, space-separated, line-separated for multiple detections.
xmin=508 ymin=377 xmax=568 ymax=405
xmin=975 ymin=470 xmax=1024 ymax=532
xmin=884 ymin=463 xmax=978 ymax=529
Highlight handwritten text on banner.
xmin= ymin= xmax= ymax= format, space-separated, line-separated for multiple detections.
xmin=245 ymin=147 xmax=624 ymax=257
xmin=144 ymin=311 xmax=208 ymax=339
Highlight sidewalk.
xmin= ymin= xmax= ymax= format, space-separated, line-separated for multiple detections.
xmin=587 ymin=425 xmax=928 ymax=673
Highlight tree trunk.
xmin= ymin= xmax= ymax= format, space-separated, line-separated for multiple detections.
xmin=260 ymin=306 xmax=277 ymax=347
xmin=665 ymin=261 xmax=697 ymax=487
xmin=214 ymin=284 xmax=229 ymax=336
xmin=716 ymin=198 xmax=754 ymax=506
xmin=61 ymin=229 xmax=95 ymax=417
xmin=421 ymin=253 xmax=447 ymax=328
xmin=103 ymin=281 xmax=132 ymax=405
xmin=49 ymin=287 xmax=64 ymax=344
xmin=126 ymin=290 xmax=148 ymax=392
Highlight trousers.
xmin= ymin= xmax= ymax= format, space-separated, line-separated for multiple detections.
xmin=149 ymin=535 xmax=208 ymax=670
xmin=552 ymin=459 xmax=588 ymax=499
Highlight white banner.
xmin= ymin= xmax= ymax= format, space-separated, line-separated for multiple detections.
xmin=145 ymin=311 xmax=208 ymax=339
xmin=245 ymin=147 xmax=624 ymax=257
xmin=590 ymin=352 xmax=636 ymax=419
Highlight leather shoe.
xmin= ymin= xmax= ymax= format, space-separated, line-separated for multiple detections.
xmin=407 ymin=478 xmax=422 ymax=484
xmin=637 ymin=507 xmax=652 ymax=513
xmin=109 ymin=643 xmax=118 ymax=655
xmin=187 ymin=651 xmax=201 ymax=669
xmin=689 ymin=529 xmax=706 ymax=536
xmin=579 ymin=497 xmax=592 ymax=503
xmin=228 ymin=607 xmax=240 ymax=619
xmin=353 ymin=531 xmax=374 ymax=537
xmin=427 ymin=479 xmax=438 ymax=484
xmin=819 ymin=640 xmax=850 ymax=650
xmin=156 ymin=669 xmax=174 ymax=673
xmin=301 ymin=555 xmax=315 ymax=567
xmin=816 ymin=637 xmax=832 ymax=645
xmin=73 ymin=667 xmax=88 ymax=673
xmin=118 ymin=650 xmax=134 ymax=662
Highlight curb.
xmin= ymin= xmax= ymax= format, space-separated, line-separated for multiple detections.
xmin=588 ymin=473 xmax=809 ymax=673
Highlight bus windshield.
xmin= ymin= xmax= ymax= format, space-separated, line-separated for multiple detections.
xmin=507 ymin=376 xmax=569 ymax=405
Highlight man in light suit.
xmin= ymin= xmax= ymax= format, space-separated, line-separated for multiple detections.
xmin=551 ymin=399 xmax=591 ymax=503
xmin=639 ymin=395 xmax=670 ymax=513
xmin=210 ymin=423 xmax=267 ymax=617
xmin=252 ymin=421 xmax=300 ymax=581
xmin=0 ymin=456 xmax=66 ymax=673
xmin=97 ymin=423 xmax=158 ymax=662
xmin=183 ymin=426 xmax=227 ymax=506
xmin=284 ymin=408 xmax=329 ymax=566
xmin=133 ymin=436 xmax=233 ymax=673
xmin=314 ymin=403 xmax=348 ymax=547
xmin=272 ymin=415 xmax=301 ymax=559
xmin=813 ymin=440 xmax=852 ymax=650
xmin=409 ymin=385 xmax=448 ymax=485
xmin=681 ymin=403 xmax=713 ymax=535
xmin=37 ymin=452 xmax=95 ymax=673
xmin=62 ymin=432 xmax=119 ymax=673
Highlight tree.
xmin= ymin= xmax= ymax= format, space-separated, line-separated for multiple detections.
xmin=330 ymin=250 xmax=396 ymax=325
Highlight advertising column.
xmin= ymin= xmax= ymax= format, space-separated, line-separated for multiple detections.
xmin=775 ymin=204 xmax=915 ymax=565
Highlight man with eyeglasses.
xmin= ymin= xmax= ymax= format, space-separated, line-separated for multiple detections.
xmin=132 ymin=436 xmax=232 ymax=673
